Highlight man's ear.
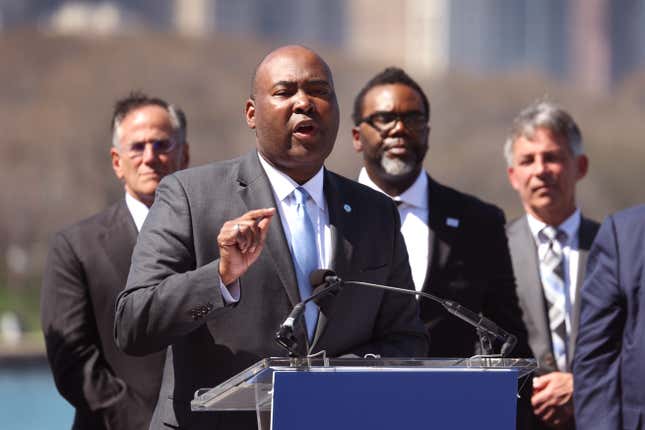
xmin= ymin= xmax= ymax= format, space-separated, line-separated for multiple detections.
xmin=507 ymin=166 xmax=520 ymax=191
xmin=245 ymin=99 xmax=256 ymax=129
xmin=351 ymin=126 xmax=363 ymax=152
xmin=419 ymin=124 xmax=431 ymax=154
xmin=111 ymin=147 xmax=124 ymax=180
xmin=575 ymin=154 xmax=589 ymax=181
xmin=180 ymin=142 xmax=190 ymax=169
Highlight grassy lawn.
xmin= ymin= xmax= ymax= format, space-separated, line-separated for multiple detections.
xmin=0 ymin=281 xmax=42 ymax=334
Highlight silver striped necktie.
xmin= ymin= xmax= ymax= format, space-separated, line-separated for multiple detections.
xmin=539 ymin=225 xmax=569 ymax=371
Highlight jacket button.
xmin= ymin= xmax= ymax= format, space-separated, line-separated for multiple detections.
xmin=543 ymin=353 xmax=555 ymax=369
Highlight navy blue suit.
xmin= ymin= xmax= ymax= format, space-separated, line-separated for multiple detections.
xmin=573 ymin=205 xmax=645 ymax=429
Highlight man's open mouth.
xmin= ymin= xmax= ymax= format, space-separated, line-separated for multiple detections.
xmin=293 ymin=120 xmax=318 ymax=137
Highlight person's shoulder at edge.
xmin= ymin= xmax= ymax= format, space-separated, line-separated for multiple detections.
xmin=610 ymin=203 xmax=645 ymax=226
xmin=505 ymin=216 xmax=525 ymax=232
xmin=50 ymin=200 xmax=125 ymax=243
xmin=162 ymin=155 xmax=244 ymax=184
xmin=428 ymin=176 xmax=506 ymax=223
xmin=326 ymin=169 xmax=400 ymax=208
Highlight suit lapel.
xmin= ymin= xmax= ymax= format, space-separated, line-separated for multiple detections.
xmin=101 ymin=200 xmax=138 ymax=285
xmin=423 ymin=176 xmax=454 ymax=293
xmin=324 ymin=171 xmax=353 ymax=278
xmin=569 ymin=217 xmax=597 ymax=360
xmin=310 ymin=171 xmax=354 ymax=350
xmin=236 ymin=152 xmax=300 ymax=308
xmin=508 ymin=216 xmax=555 ymax=369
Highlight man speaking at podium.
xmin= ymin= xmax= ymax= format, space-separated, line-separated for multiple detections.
xmin=114 ymin=45 xmax=427 ymax=430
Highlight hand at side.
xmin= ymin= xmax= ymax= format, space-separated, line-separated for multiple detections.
xmin=531 ymin=371 xmax=574 ymax=428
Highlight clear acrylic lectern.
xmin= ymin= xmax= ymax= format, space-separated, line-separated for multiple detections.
xmin=192 ymin=357 xmax=536 ymax=430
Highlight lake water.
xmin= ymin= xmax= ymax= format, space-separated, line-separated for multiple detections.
xmin=0 ymin=363 xmax=73 ymax=430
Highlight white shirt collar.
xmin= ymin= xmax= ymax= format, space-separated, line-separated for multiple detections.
xmin=124 ymin=191 xmax=150 ymax=232
xmin=358 ymin=167 xmax=428 ymax=209
xmin=257 ymin=152 xmax=326 ymax=211
xmin=527 ymin=208 xmax=581 ymax=246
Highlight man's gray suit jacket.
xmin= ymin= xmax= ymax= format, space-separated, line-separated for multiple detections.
xmin=507 ymin=215 xmax=598 ymax=430
xmin=506 ymin=215 xmax=599 ymax=375
xmin=114 ymin=151 xmax=428 ymax=430
xmin=41 ymin=200 xmax=166 ymax=430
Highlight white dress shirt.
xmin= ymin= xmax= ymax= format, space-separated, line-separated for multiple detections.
xmin=358 ymin=168 xmax=429 ymax=291
xmin=527 ymin=209 xmax=581 ymax=334
xmin=258 ymin=153 xmax=332 ymax=271
xmin=125 ymin=191 xmax=149 ymax=233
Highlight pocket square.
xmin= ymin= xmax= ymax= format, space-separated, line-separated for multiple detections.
xmin=446 ymin=217 xmax=460 ymax=228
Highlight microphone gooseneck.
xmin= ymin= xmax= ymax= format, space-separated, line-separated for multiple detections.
xmin=274 ymin=271 xmax=342 ymax=357
xmin=275 ymin=269 xmax=517 ymax=357
xmin=345 ymin=279 xmax=517 ymax=357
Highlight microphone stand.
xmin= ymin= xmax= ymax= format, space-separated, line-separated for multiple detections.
xmin=274 ymin=278 xmax=341 ymax=357
xmin=343 ymin=280 xmax=517 ymax=358
xmin=275 ymin=274 xmax=516 ymax=358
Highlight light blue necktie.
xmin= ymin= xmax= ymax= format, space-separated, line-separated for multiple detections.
xmin=290 ymin=187 xmax=319 ymax=340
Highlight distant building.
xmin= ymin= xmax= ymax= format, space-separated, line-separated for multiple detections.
xmin=348 ymin=0 xmax=645 ymax=94
xmin=2 ymin=0 xmax=645 ymax=93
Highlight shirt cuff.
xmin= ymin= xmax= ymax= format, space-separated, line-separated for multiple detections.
xmin=219 ymin=279 xmax=240 ymax=304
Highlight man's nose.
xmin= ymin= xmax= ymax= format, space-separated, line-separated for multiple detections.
xmin=392 ymin=118 xmax=407 ymax=132
xmin=293 ymin=90 xmax=314 ymax=114
xmin=532 ymin=158 xmax=548 ymax=175
xmin=141 ymin=143 xmax=157 ymax=163
xmin=386 ymin=117 xmax=408 ymax=137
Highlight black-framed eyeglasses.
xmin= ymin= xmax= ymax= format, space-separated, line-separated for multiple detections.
xmin=125 ymin=139 xmax=178 ymax=159
xmin=357 ymin=111 xmax=428 ymax=133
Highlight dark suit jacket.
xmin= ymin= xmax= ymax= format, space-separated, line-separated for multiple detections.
xmin=41 ymin=200 xmax=166 ymax=430
xmin=114 ymin=151 xmax=428 ymax=430
xmin=574 ymin=205 xmax=645 ymax=430
xmin=507 ymin=214 xmax=599 ymax=430
xmin=419 ymin=176 xmax=532 ymax=358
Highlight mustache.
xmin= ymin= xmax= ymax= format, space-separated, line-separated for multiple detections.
xmin=381 ymin=137 xmax=407 ymax=150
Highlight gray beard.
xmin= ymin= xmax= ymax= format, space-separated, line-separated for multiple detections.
xmin=381 ymin=155 xmax=415 ymax=177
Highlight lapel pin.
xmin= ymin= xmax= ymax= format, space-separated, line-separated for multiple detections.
xmin=343 ymin=203 xmax=352 ymax=213
xmin=446 ymin=217 xmax=460 ymax=228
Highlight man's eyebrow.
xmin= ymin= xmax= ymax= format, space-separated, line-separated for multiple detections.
xmin=304 ymin=79 xmax=331 ymax=87
xmin=271 ymin=80 xmax=296 ymax=88
xmin=272 ymin=79 xmax=330 ymax=86
xmin=369 ymin=109 xmax=425 ymax=115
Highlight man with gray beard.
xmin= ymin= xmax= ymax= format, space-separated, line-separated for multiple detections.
xmin=352 ymin=67 xmax=531 ymax=360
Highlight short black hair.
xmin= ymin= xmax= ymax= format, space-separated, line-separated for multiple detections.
xmin=111 ymin=91 xmax=187 ymax=147
xmin=352 ymin=67 xmax=430 ymax=125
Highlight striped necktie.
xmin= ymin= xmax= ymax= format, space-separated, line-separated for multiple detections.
xmin=539 ymin=225 xmax=569 ymax=371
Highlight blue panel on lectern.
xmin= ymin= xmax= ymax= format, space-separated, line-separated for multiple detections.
xmin=271 ymin=370 xmax=517 ymax=430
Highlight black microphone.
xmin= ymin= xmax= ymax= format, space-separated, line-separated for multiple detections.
xmin=309 ymin=268 xmax=340 ymax=287
xmin=304 ymin=269 xmax=517 ymax=357
xmin=274 ymin=270 xmax=342 ymax=356
xmin=274 ymin=303 xmax=305 ymax=355
xmin=309 ymin=269 xmax=342 ymax=313
xmin=440 ymin=299 xmax=517 ymax=357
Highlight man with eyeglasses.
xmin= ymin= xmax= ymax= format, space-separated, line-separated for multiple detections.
xmin=41 ymin=92 xmax=189 ymax=430
xmin=352 ymin=67 xmax=530 ymax=359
